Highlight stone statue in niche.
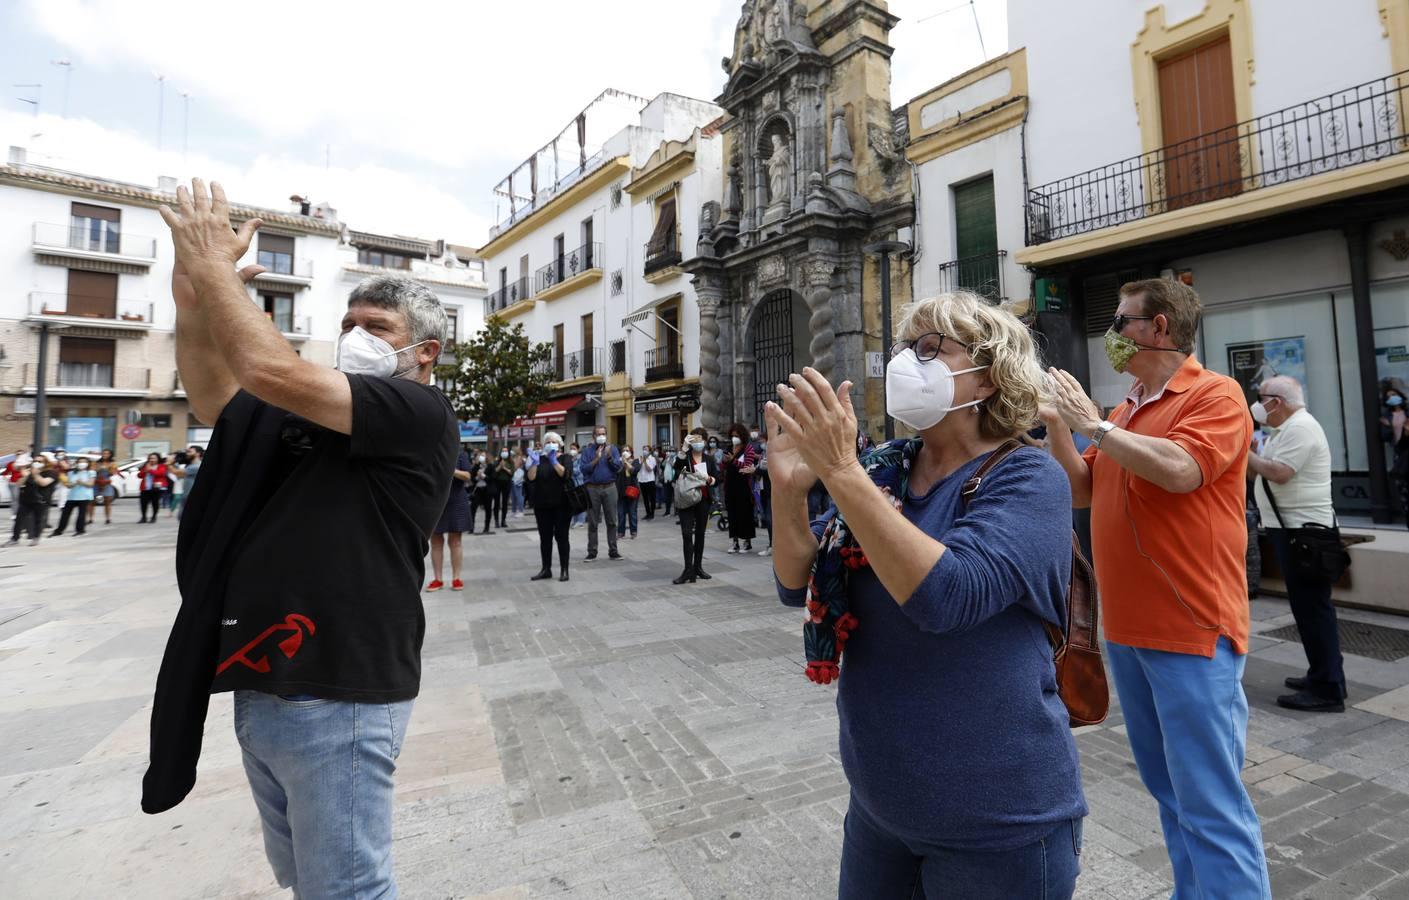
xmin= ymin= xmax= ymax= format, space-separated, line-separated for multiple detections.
xmin=767 ymin=133 xmax=792 ymax=207
xmin=764 ymin=0 xmax=783 ymax=44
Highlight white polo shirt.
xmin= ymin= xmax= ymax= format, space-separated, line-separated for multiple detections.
xmin=1254 ymin=408 xmax=1335 ymax=528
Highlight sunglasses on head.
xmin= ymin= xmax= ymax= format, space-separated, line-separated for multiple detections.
xmin=1111 ymin=314 xmax=1154 ymax=333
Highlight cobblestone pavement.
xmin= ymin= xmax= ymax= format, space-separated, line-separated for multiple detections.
xmin=3 ymin=508 xmax=1409 ymax=899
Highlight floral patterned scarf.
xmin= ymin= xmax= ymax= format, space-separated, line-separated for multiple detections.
xmin=802 ymin=437 xmax=920 ymax=684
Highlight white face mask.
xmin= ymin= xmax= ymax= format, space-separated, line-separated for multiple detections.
xmin=1251 ymin=399 xmax=1277 ymax=425
xmin=690 ymin=441 xmax=706 ymax=453
xmin=595 ymin=434 xmax=607 ymax=445
xmin=731 ymin=436 xmax=741 ymax=446
xmin=749 ymin=431 xmax=759 ymax=441
xmin=884 ymin=349 xmax=988 ymax=431
xmin=543 ymin=443 xmax=558 ymax=453
xmin=500 ymin=451 xmax=509 ymax=459
xmin=477 ymin=455 xmax=486 ymax=463
xmin=623 ymin=451 xmax=632 ymax=459
xmin=336 ymin=326 xmax=429 ymax=378
xmin=77 ymin=462 xmax=90 ymax=470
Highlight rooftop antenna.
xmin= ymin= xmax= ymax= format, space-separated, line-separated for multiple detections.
xmin=50 ymin=60 xmax=71 ymax=117
xmin=968 ymin=0 xmax=988 ymax=59
xmin=178 ymin=90 xmax=191 ymax=163
xmin=154 ymin=72 xmax=166 ymax=153
xmin=14 ymin=83 xmax=41 ymax=119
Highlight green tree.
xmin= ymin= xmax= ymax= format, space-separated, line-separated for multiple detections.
xmin=436 ymin=317 xmax=555 ymax=432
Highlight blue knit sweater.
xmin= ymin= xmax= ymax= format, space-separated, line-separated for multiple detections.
xmin=778 ymin=446 xmax=1086 ymax=849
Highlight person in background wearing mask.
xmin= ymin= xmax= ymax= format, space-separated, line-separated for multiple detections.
xmin=94 ymin=449 xmax=119 ymax=525
xmin=491 ymin=448 xmax=514 ymax=529
xmin=771 ymin=293 xmax=1085 ymax=898
xmin=1247 ymin=376 xmax=1345 ymax=712
xmin=427 ymin=447 xmax=471 ymax=592
xmin=167 ymin=453 xmax=188 ymax=519
xmin=137 ymin=453 xmax=169 ymax=524
xmin=669 ymin=428 xmax=719 ymax=584
xmin=1381 ymin=384 xmax=1408 ymax=523
xmin=510 ymin=451 xmax=527 ymax=518
xmin=50 ymin=450 xmax=71 ymax=520
xmin=723 ymin=423 xmax=759 ymax=554
xmin=147 ymin=181 xmax=456 ymax=899
xmin=616 ymin=445 xmax=641 ymax=540
xmin=51 ymin=456 xmax=96 ymax=536
xmin=708 ymin=435 xmax=724 ymax=467
xmin=639 ymin=444 xmax=658 ymax=520
xmin=179 ymin=447 xmax=203 ymax=520
xmin=1044 ymin=278 xmax=1269 ymax=898
xmin=6 ymin=458 xmax=55 ymax=546
xmin=469 ymin=450 xmax=494 ymax=534
xmin=579 ymin=425 xmax=623 ymax=560
xmin=527 ymin=431 xmax=572 ymax=581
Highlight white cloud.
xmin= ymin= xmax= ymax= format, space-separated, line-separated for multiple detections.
xmin=0 ymin=110 xmax=491 ymax=241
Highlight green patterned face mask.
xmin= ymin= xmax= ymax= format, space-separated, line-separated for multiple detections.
xmin=1104 ymin=328 xmax=1141 ymax=373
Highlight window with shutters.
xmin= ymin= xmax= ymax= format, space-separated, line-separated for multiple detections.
xmin=66 ymin=270 xmax=118 ymax=319
xmin=949 ymin=176 xmax=1001 ymax=298
xmin=58 ymin=337 xmax=115 ymax=388
xmin=444 ymin=307 xmax=459 ymax=350
xmin=260 ymin=292 xmax=296 ymax=333
xmin=609 ymin=339 xmax=626 ymax=375
xmin=644 ymin=197 xmax=680 ymax=274
xmin=257 ymin=233 xmax=295 ymax=274
xmin=1157 ymin=35 xmax=1240 ymax=209
xmin=69 ymin=202 xmax=121 ymax=254
xmin=1082 ymin=270 xmax=1143 ymax=336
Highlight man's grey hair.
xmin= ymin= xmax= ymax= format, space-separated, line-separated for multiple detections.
xmin=347 ymin=274 xmax=447 ymax=346
xmin=1261 ymin=375 xmax=1305 ymax=408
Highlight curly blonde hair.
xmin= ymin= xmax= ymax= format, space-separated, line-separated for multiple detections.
xmin=893 ymin=291 xmax=1046 ymax=440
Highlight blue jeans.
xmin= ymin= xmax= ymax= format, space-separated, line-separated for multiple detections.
xmin=617 ymin=494 xmax=638 ymax=536
xmin=511 ymin=482 xmax=524 ymax=514
xmin=839 ymin=792 xmax=1081 ymax=899
xmin=234 ymin=690 xmax=414 ymax=900
xmin=1106 ymin=638 xmax=1270 ymax=899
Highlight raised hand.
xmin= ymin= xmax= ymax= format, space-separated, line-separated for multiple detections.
xmin=159 ymin=179 xmax=262 ymax=283
xmin=768 ymin=368 xmax=857 ymax=488
xmin=1047 ymin=368 xmax=1103 ymax=435
xmin=762 ymin=386 xmax=821 ymax=497
xmin=172 ymin=258 xmax=267 ymax=312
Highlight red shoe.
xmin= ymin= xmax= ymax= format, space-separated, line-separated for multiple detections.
xmin=451 ymin=579 xmax=464 ymax=591
xmin=426 ymin=580 xmax=444 ymax=592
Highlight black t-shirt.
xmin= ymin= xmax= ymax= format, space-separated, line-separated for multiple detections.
xmin=532 ymin=458 xmax=569 ymax=508
xmin=210 ymin=374 xmax=456 ymax=702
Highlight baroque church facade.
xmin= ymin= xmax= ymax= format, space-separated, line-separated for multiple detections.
xmin=683 ymin=0 xmax=913 ymax=437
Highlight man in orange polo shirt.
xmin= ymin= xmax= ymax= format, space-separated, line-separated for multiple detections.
xmin=1044 ymin=278 xmax=1270 ymax=899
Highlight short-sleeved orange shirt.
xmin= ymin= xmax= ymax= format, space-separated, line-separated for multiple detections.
xmin=1082 ymin=356 xmax=1253 ymax=657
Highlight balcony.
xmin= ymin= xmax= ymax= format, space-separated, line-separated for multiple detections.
xmin=485 ymin=277 xmax=534 ymax=317
xmin=533 ymin=348 xmax=602 ymax=384
xmin=252 ymin=255 xmax=314 ymax=288
xmin=1023 ymin=70 xmax=1409 ymax=260
xmin=489 ymin=150 xmax=608 ymax=239
xmin=31 ymin=222 xmax=157 ymax=269
xmin=644 ymin=343 xmax=685 ymax=383
xmin=277 ymin=314 xmax=312 ymax=341
xmin=936 ymin=251 xmax=1006 ymax=301
xmin=26 ymin=292 xmax=155 ymax=331
xmin=644 ymin=235 xmax=682 ymax=280
xmin=534 ymin=242 xmax=603 ymax=301
xmin=21 ymin=362 xmax=152 ymax=397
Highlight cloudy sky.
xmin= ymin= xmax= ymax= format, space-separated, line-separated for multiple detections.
xmin=0 ymin=0 xmax=1006 ymax=246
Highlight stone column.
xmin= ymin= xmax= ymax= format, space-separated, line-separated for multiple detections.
xmin=802 ymin=259 xmax=837 ymax=382
xmin=694 ymin=277 xmax=727 ymax=431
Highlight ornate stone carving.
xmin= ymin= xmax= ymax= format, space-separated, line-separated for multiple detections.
xmin=758 ymin=254 xmax=787 ymax=286
xmin=767 ymin=134 xmax=792 ymax=204
xmin=1380 ymin=229 xmax=1409 ymax=261
xmin=803 ymin=260 xmax=836 ymax=380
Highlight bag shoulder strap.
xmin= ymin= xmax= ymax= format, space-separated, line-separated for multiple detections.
xmin=959 ymin=440 xmax=1023 ymax=508
xmin=1260 ymin=476 xmax=1289 ymax=530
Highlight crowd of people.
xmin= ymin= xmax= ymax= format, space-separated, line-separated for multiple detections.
xmin=2 ymin=446 xmax=203 ymax=545
xmin=420 ymin=420 xmax=781 ymax=587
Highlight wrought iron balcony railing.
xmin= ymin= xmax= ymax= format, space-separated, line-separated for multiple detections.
xmin=644 ymin=343 xmax=685 ymax=383
xmin=535 ymin=242 xmax=602 ymax=293
xmin=644 ymin=235 xmax=681 ymax=275
xmin=485 ymin=277 xmax=534 ymax=315
xmin=532 ymin=347 xmax=602 ymax=383
xmin=1026 ymin=70 xmax=1409 ymax=245
xmin=936 ymin=251 xmax=1007 ymax=301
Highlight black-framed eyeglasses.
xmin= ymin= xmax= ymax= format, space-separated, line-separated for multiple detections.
xmin=1257 ymin=394 xmax=1282 ymax=405
xmin=1111 ymin=314 xmax=1154 ymax=333
xmin=890 ymin=332 xmax=971 ymax=362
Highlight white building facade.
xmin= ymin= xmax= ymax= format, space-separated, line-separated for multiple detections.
xmin=478 ymin=91 xmax=723 ymax=450
xmin=906 ymin=0 xmax=1409 ymax=521
xmin=0 ymin=151 xmax=484 ymax=455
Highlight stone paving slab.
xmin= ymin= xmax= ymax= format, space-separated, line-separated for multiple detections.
xmin=1 ymin=511 xmax=1408 ymax=898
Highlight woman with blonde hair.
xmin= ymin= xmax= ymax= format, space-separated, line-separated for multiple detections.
xmin=769 ymin=291 xmax=1086 ymax=898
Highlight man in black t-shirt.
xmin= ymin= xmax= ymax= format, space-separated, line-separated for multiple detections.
xmin=145 ymin=179 xmax=456 ymax=898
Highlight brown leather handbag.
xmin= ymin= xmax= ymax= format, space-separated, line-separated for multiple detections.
xmin=961 ymin=441 xmax=1109 ymax=727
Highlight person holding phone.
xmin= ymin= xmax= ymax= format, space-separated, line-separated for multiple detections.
xmin=668 ymin=426 xmax=719 ymax=584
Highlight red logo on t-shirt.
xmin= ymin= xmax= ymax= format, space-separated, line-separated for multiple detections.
xmin=216 ymin=614 xmax=316 ymax=675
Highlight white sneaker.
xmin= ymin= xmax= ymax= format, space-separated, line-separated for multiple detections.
xmin=728 ymin=544 xmax=739 ymax=554
xmin=759 ymin=547 xmax=773 ymax=557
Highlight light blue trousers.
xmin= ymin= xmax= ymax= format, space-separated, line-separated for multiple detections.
xmin=1106 ymin=638 xmax=1271 ymax=900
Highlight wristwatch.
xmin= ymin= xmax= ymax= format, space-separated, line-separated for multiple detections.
xmin=1090 ymin=421 xmax=1117 ymax=449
